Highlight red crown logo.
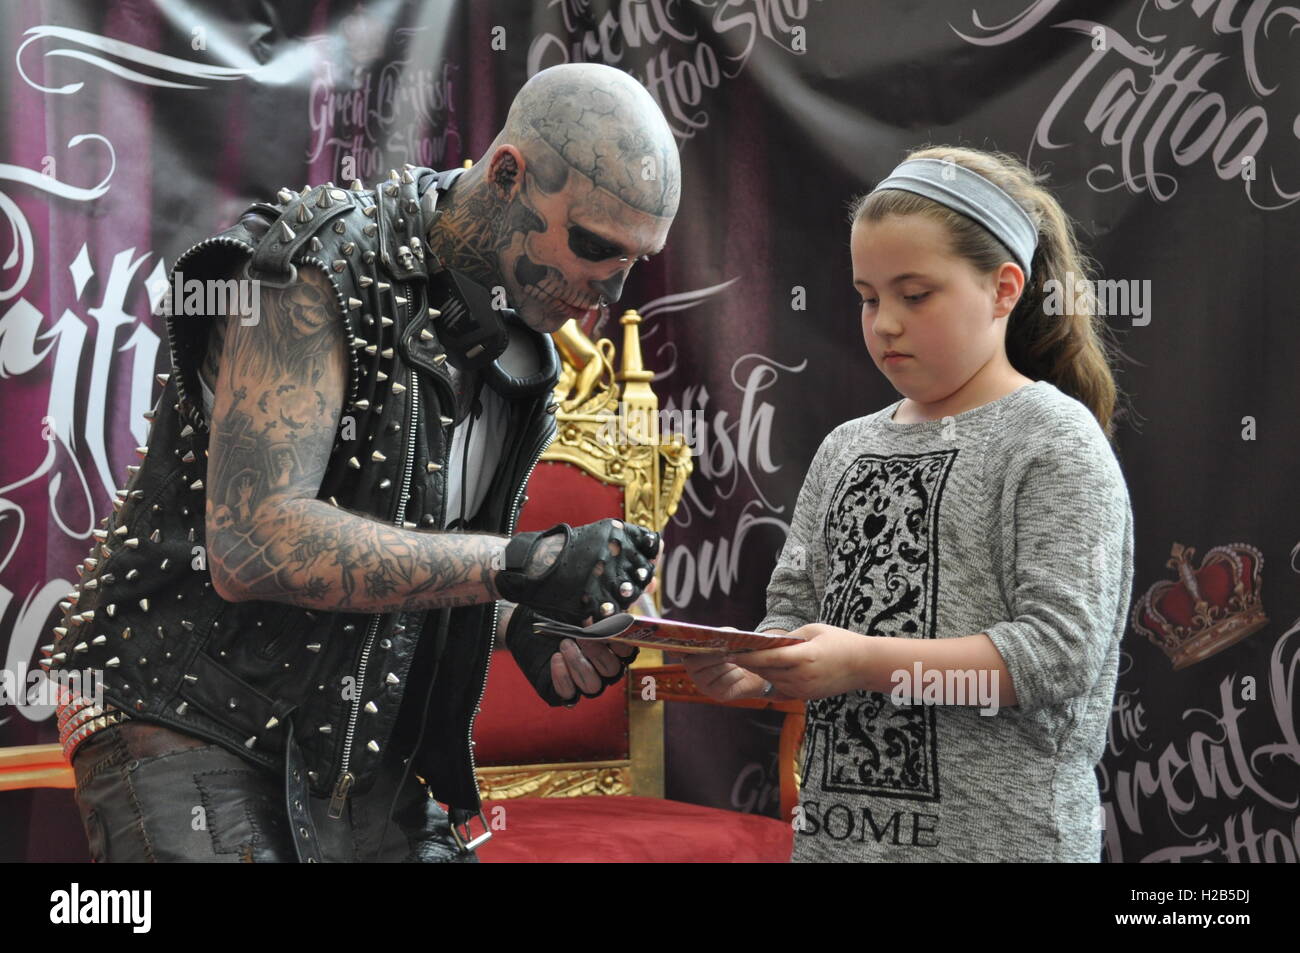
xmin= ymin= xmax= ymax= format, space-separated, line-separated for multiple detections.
xmin=1132 ymin=541 xmax=1267 ymax=670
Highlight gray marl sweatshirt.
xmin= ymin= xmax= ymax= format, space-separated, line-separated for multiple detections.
xmin=757 ymin=380 xmax=1135 ymax=862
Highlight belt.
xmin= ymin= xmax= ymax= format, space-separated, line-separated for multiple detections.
xmin=284 ymin=717 xmax=323 ymax=863
xmin=58 ymin=697 xmax=129 ymax=763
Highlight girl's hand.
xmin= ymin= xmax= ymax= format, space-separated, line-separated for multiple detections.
xmin=682 ymin=630 xmax=769 ymax=702
xmin=733 ymin=623 xmax=870 ymax=700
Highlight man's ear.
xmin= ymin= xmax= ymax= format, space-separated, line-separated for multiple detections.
xmin=488 ymin=144 xmax=525 ymax=200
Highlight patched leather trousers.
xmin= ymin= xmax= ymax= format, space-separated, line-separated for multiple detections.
xmin=70 ymin=720 xmax=479 ymax=863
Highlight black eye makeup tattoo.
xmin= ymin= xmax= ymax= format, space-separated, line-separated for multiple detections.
xmin=568 ymin=224 xmax=624 ymax=262
xmin=567 ymin=224 xmax=658 ymax=264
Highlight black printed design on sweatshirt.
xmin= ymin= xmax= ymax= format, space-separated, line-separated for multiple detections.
xmin=805 ymin=450 xmax=956 ymax=802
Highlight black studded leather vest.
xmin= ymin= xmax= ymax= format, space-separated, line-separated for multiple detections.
xmin=51 ymin=167 xmax=560 ymax=821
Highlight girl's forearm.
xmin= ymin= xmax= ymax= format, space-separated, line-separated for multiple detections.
xmin=857 ymin=631 xmax=1019 ymax=707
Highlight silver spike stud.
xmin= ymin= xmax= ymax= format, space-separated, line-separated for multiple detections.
xmin=155 ymin=372 xmax=170 ymax=386
xmin=176 ymin=702 xmax=188 ymax=715
xmin=350 ymin=179 xmax=364 ymax=192
xmin=420 ymin=328 xmax=435 ymax=341
xmin=318 ymin=725 xmax=332 ymax=734
xmin=316 ymin=188 xmax=332 ymax=209
xmin=386 ymin=673 xmax=399 ymax=686
xmin=347 ymin=457 xmax=361 ymax=469
xmin=309 ymin=236 xmax=322 ymax=252
xmin=426 ymin=462 xmax=442 ymax=473
xmin=296 ymin=203 xmax=313 ymax=224
xmin=364 ymin=701 xmax=379 ymax=714
xmin=244 ymin=736 xmax=258 ymax=749
xmin=367 ymin=740 xmax=381 ymax=753
xmin=279 ymin=221 xmax=295 ymax=242
xmin=277 ymin=188 xmax=297 ymax=204
xmin=138 ymin=598 xmax=149 ymax=612
xmin=333 ymin=219 xmax=346 ymax=234
xmin=390 ymin=381 xmax=405 ymax=395
xmin=105 ymin=657 xmax=120 ymax=668
xmin=265 ymin=715 xmax=280 ymax=729
xmin=371 ymin=451 xmax=386 ymax=463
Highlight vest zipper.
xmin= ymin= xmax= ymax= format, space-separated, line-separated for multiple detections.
xmin=474 ymin=413 xmax=556 ymax=803
xmin=329 ymin=365 xmax=420 ymax=818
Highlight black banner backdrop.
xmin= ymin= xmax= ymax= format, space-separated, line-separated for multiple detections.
xmin=1 ymin=0 xmax=1297 ymax=863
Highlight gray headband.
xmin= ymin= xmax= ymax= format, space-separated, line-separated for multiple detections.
xmin=868 ymin=158 xmax=1038 ymax=279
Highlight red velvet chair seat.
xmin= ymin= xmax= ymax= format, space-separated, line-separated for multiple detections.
xmin=476 ymin=796 xmax=793 ymax=863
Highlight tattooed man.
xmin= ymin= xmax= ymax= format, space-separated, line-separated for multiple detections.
xmin=53 ymin=63 xmax=680 ymax=862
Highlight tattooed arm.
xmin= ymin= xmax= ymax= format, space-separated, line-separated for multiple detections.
xmin=204 ymin=263 xmax=546 ymax=613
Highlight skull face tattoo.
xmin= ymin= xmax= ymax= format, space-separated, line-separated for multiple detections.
xmin=497 ymin=163 xmax=673 ymax=334
xmin=422 ymin=64 xmax=681 ymax=336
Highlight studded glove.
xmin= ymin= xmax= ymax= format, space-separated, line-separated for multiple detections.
xmin=505 ymin=603 xmax=639 ymax=707
xmin=494 ymin=519 xmax=659 ymax=625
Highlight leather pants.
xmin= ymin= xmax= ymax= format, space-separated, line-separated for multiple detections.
xmin=70 ymin=720 xmax=479 ymax=863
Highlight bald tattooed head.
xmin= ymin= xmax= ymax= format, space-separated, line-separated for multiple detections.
xmin=426 ymin=63 xmax=681 ymax=334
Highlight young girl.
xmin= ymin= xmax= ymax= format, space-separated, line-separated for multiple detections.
xmin=684 ymin=145 xmax=1135 ymax=862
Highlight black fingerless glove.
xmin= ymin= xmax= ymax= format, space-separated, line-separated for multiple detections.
xmin=494 ymin=519 xmax=659 ymax=625
xmin=505 ymin=603 xmax=640 ymax=708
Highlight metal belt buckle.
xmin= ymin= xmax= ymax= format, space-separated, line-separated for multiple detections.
xmin=450 ymin=809 xmax=493 ymax=852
